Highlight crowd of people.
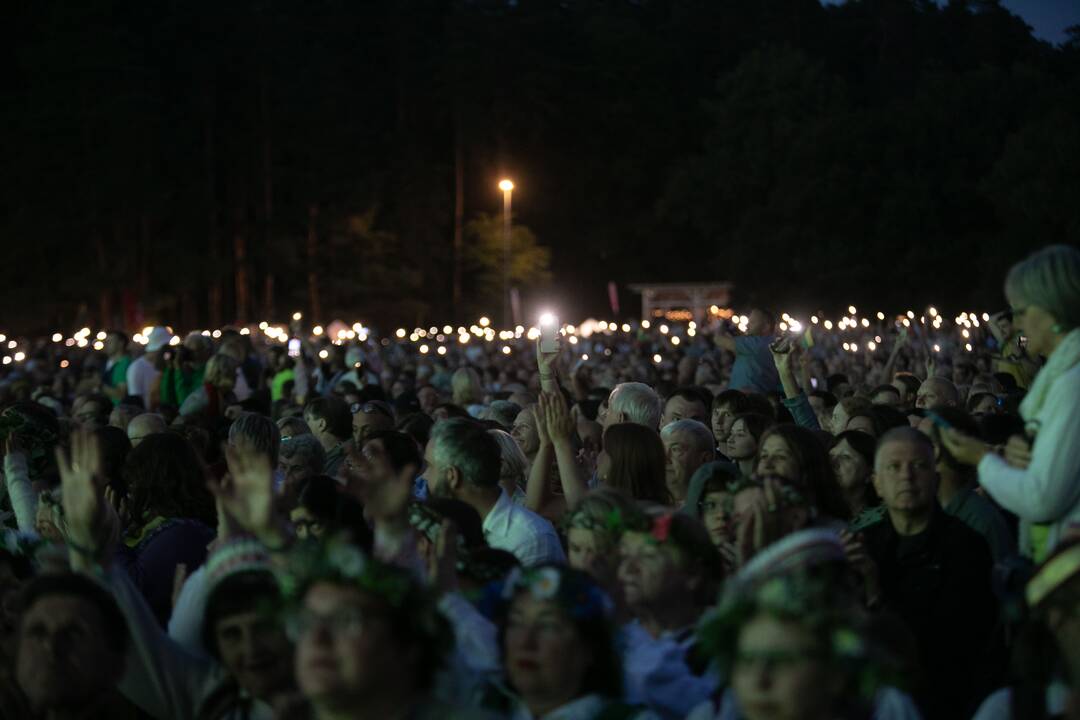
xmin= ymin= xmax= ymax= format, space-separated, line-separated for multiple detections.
xmin=0 ymin=243 xmax=1078 ymax=720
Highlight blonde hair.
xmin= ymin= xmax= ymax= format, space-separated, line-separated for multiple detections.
xmin=489 ymin=429 xmax=528 ymax=488
xmin=1005 ymin=244 xmax=1080 ymax=330
xmin=451 ymin=367 xmax=483 ymax=406
xmin=204 ymin=353 xmax=239 ymax=388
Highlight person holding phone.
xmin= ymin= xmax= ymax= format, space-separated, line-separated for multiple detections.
xmin=942 ymin=245 xmax=1080 ymax=563
xmin=712 ymin=308 xmax=782 ymax=395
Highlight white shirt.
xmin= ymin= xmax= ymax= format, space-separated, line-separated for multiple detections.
xmin=620 ymin=621 xmax=716 ymax=720
xmin=126 ymin=355 xmax=160 ymax=409
xmin=972 ymin=683 xmax=1069 ymax=720
xmin=482 ymin=489 xmax=566 ymax=567
xmin=977 ymin=362 xmax=1080 ymax=558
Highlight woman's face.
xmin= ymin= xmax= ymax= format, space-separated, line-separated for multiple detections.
xmin=732 ymin=613 xmax=839 ymax=720
xmin=700 ymin=491 xmax=733 ymax=547
xmin=756 ymin=435 xmax=799 ymax=482
xmin=1008 ymin=294 xmax=1059 ymax=358
xmin=566 ymin=527 xmax=617 ymax=588
xmin=504 ymin=593 xmax=592 ymax=710
xmin=712 ymin=403 xmax=737 ymax=444
xmin=617 ymin=532 xmax=688 ymax=612
xmin=725 ymin=419 xmax=758 ymax=461
xmin=829 ymin=440 xmax=869 ymax=493
xmin=511 ymin=409 xmax=540 ymax=456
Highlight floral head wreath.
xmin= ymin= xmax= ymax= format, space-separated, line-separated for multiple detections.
xmin=0 ymin=409 xmax=58 ymax=479
xmin=278 ymin=535 xmax=415 ymax=609
xmin=408 ymin=501 xmax=470 ymax=572
xmin=695 ymin=573 xmax=888 ymax=699
xmin=499 ymin=565 xmax=615 ymax=621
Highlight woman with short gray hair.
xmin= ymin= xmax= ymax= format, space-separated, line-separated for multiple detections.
xmin=943 ymin=244 xmax=1080 ymax=562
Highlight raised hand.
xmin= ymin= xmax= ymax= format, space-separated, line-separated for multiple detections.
xmin=541 ymin=391 xmax=574 ymax=443
xmin=213 ymin=443 xmax=277 ymax=543
xmin=56 ymin=429 xmax=107 ymax=557
xmin=1003 ymin=434 xmax=1033 ymax=469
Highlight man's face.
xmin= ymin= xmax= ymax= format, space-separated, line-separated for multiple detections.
xmin=417 ymin=387 xmax=439 ymax=415
xmin=214 ymin=610 xmax=293 ymax=700
xmin=279 ymin=452 xmax=317 ymax=490
xmin=73 ymin=400 xmax=105 ymax=430
xmin=873 ymin=440 xmax=937 ymax=516
xmin=746 ymin=310 xmax=771 ymax=336
xmin=663 ymin=430 xmax=708 ymax=504
xmin=104 ymin=334 xmax=124 ymax=357
xmin=662 ymin=396 xmax=707 ymax=428
xmin=872 ymin=389 xmax=901 ymax=408
xmin=16 ymin=594 xmax=123 ymax=714
xmin=915 ymin=381 xmax=949 ymax=410
xmin=295 ymin=583 xmax=404 ymax=708
xmin=711 ymin=403 xmax=738 ymax=444
xmin=351 ymin=409 xmax=393 ymax=446
xmin=421 ymin=439 xmax=453 ymax=499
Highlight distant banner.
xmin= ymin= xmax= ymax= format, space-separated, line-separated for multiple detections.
xmin=608 ymin=281 xmax=620 ymax=316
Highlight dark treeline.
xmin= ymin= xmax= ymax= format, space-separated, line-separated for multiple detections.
xmin=2 ymin=0 xmax=1078 ymax=332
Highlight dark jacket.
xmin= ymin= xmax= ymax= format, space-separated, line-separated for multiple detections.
xmin=862 ymin=506 xmax=1002 ymax=720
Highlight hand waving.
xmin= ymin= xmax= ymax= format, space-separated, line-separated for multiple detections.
xmin=56 ymin=429 xmax=107 ymax=557
xmin=540 ymin=392 xmax=574 ymax=444
xmin=214 ymin=443 xmax=277 ymax=542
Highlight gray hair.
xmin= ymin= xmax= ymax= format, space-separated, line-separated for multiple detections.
xmin=661 ymin=419 xmax=717 ymax=459
xmin=277 ymin=416 xmax=312 ymax=438
xmin=1005 ymin=244 xmax=1080 ymax=330
xmin=430 ymin=418 xmax=500 ymax=489
xmin=484 ymin=400 xmax=523 ymax=429
xmin=609 ymin=382 xmax=662 ymax=430
xmin=874 ymin=426 xmax=934 ymax=471
xmin=489 ymin=428 xmax=528 ymax=487
xmin=229 ymin=412 xmax=282 ymax=465
xmin=279 ymin=433 xmax=326 ymax=475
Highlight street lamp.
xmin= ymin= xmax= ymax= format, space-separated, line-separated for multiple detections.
xmin=499 ymin=179 xmax=514 ymax=327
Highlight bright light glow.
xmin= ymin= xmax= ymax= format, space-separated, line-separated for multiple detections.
xmin=458 ymin=334 xmax=469 ymax=344
xmin=861 ymin=318 xmax=870 ymax=328
xmin=212 ymin=330 xmax=222 ymax=339
xmin=498 ymin=179 xmax=514 ymax=192
xmin=292 ymin=312 xmax=303 ymax=321
xmin=396 ymin=329 xmax=406 ymax=338
xmin=1 ymin=358 xmax=8 ymax=366
xmin=13 ymin=352 xmax=25 ymax=362
xmin=659 ymin=324 xmax=669 ymax=334
xmin=641 ymin=320 xmax=651 ymax=329
xmin=671 ymin=336 xmax=681 ymax=345
xmin=582 ymin=354 xmax=589 ymax=361
xmin=687 ymin=328 xmax=696 ymax=337
xmin=501 ymin=346 xmax=511 ymax=355
xmin=568 ymin=336 xmax=579 ymax=345
xmin=65 ymin=338 xmax=76 ymax=347
xmin=688 ymin=321 xmax=697 ymax=329
xmin=902 ymin=318 xmax=910 ymax=327
xmin=906 ymin=311 xmax=915 ymax=319
xmin=789 ymin=321 xmax=803 ymax=333
xmin=93 ymin=341 xmax=104 ymax=351
xmin=929 ymin=307 xmax=938 ymax=317
xmin=966 ymin=343 xmax=973 ymax=352
xmin=259 ymin=322 xmax=268 ymax=330
xmin=479 ymin=317 xmax=491 ymax=327
xmin=962 ymin=329 xmax=970 ymax=338
xmin=239 ymin=328 xmax=250 ymax=336
xmin=52 ymin=333 xmax=62 ymax=342
xmin=779 ymin=322 xmax=789 ymax=332
xmin=410 ymin=334 xmax=420 ymax=342
xmin=77 ymin=338 xmax=88 ymax=348
xmin=972 ymin=319 xmax=980 ymax=327
xmin=313 ymin=325 xmax=324 ymax=336
xmin=420 ymin=344 xmax=431 ymax=354
xmin=441 ymin=325 xmax=452 ymax=335
xmin=437 ymin=346 xmax=447 ymax=355
xmin=621 ymin=323 xmax=631 ymax=332
xmin=868 ymin=341 xmax=877 ymax=351
xmin=6 ymin=341 xmax=15 ymax=349
xmin=811 ymin=316 xmax=819 ymax=324
xmin=933 ymin=344 xmax=941 ymax=353
xmin=60 ymin=360 xmax=69 ymax=368
xmin=539 ymin=312 xmax=556 ymax=326
xmin=843 ymin=342 xmax=851 ymax=351
xmin=981 ymin=313 xmax=990 ymax=322
xmin=848 ymin=305 xmax=857 ymax=315
xmin=318 ymin=349 xmax=329 ymax=360
xmin=824 ymin=320 xmax=833 ymax=330
xmin=652 ymin=354 xmax=662 ymax=364
xmin=170 ymin=335 xmax=181 ymax=345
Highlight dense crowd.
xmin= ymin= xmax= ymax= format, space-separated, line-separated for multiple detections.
xmin=0 ymin=243 xmax=1078 ymax=720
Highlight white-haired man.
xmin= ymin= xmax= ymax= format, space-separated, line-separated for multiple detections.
xmin=601 ymin=382 xmax=662 ymax=431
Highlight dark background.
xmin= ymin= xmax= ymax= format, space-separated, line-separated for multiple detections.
xmin=2 ymin=0 xmax=1078 ymax=333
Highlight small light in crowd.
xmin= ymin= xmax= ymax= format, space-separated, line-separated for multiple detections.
xmin=396 ymin=329 xmax=406 ymax=338
xmin=688 ymin=321 xmax=696 ymax=329
xmin=417 ymin=329 xmax=427 ymax=338
xmin=811 ymin=316 xmax=819 ymax=324
xmin=437 ymin=346 xmax=447 ymax=356
xmin=598 ymin=321 xmax=609 ymax=331
xmin=965 ymin=343 xmax=973 ymax=352
xmin=539 ymin=312 xmax=556 ymax=326
xmin=659 ymin=324 xmax=669 ymax=334
xmin=239 ymin=328 xmax=250 ymax=336
xmin=972 ymin=318 xmax=980 ymax=327
xmin=687 ymin=328 xmax=696 ymax=337
xmin=65 ymin=338 xmax=76 ymax=347
xmin=642 ymin=320 xmax=651 ymax=329
xmin=457 ymin=327 xmax=466 ymax=335
xmin=96 ymin=331 xmax=106 ymax=340
xmin=933 ymin=344 xmax=941 ymax=353
xmin=868 ymin=341 xmax=877 ymax=351
xmin=981 ymin=313 xmax=990 ymax=322
xmin=848 ymin=305 xmax=857 ymax=315
xmin=318 ymin=349 xmax=329 ymax=359
xmin=501 ymin=346 xmax=511 ymax=355
xmin=789 ymin=320 xmax=803 ymax=333
xmin=902 ymin=318 xmax=910 ymax=327
xmin=843 ymin=342 xmax=851 ymax=351
xmin=52 ymin=333 xmax=62 ymax=342
xmin=82 ymin=327 xmax=93 ymax=337
xmin=458 ymin=334 xmax=469 ymax=344
xmin=410 ymin=333 xmax=420 ymax=342
xmin=652 ymin=354 xmax=662 ymax=364
xmin=568 ymin=336 xmax=579 ymax=345
xmin=77 ymin=338 xmax=88 ymax=348
xmin=443 ymin=325 xmax=453 ymax=334
xmin=566 ymin=325 xmax=576 ymax=334
xmin=779 ymin=322 xmax=789 ymax=332
xmin=875 ymin=335 xmax=882 ymax=343
xmin=93 ymin=341 xmax=104 ymax=351
xmin=428 ymin=327 xmax=438 ymax=336
xmin=170 ymin=335 xmax=182 ymax=345
xmin=962 ymin=329 xmax=970 ymax=338
xmin=621 ymin=323 xmax=631 ymax=332
xmin=824 ymin=320 xmax=833 ymax=330
xmin=1 ymin=357 xmax=8 ymax=365
xmin=436 ymin=334 xmax=445 ymax=342
xmin=479 ymin=317 xmax=491 ymax=327
xmin=861 ymin=318 xmax=870 ymax=328
xmin=671 ymin=336 xmax=681 ymax=345
xmin=420 ymin=345 xmax=429 ymax=354
xmin=14 ymin=352 xmax=25 ymax=362
xmin=212 ymin=330 xmax=222 ymax=339
xmin=499 ymin=179 xmax=514 ymax=192
xmin=906 ymin=311 xmax=915 ymax=319
xmin=313 ymin=325 xmax=324 ymax=336
xmin=876 ymin=312 xmax=885 ymax=320
xmin=929 ymin=307 xmax=938 ymax=317
xmin=60 ymin=360 xmax=69 ymax=369
xmin=920 ymin=316 xmax=926 ymax=324
xmin=292 ymin=312 xmax=303 ymax=321
xmin=259 ymin=322 xmax=268 ymax=330
xmin=0 ymin=335 xmax=5 ymax=343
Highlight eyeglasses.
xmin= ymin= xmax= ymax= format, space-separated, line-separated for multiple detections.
xmin=286 ymin=606 xmax=377 ymax=640
xmin=350 ymin=402 xmax=393 ymax=419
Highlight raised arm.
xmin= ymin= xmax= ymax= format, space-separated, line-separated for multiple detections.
xmin=525 ymin=405 xmax=554 ymax=513
xmin=539 ymin=391 xmax=589 ymax=510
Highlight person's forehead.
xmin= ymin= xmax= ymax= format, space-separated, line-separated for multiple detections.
xmin=304 ymin=582 xmax=381 ymax=612
xmin=24 ymin=593 xmax=97 ymax=621
xmin=876 ymin=439 xmax=931 ymax=462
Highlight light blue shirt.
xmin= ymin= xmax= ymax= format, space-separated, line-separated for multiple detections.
xmin=728 ymin=336 xmax=781 ymax=394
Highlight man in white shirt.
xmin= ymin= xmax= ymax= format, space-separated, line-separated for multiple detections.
xmin=126 ymin=327 xmax=173 ymax=410
xmin=423 ymin=418 xmax=564 ymax=567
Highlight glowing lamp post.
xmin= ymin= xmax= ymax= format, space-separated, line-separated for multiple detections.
xmin=499 ymin=179 xmax=514 ymax=328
